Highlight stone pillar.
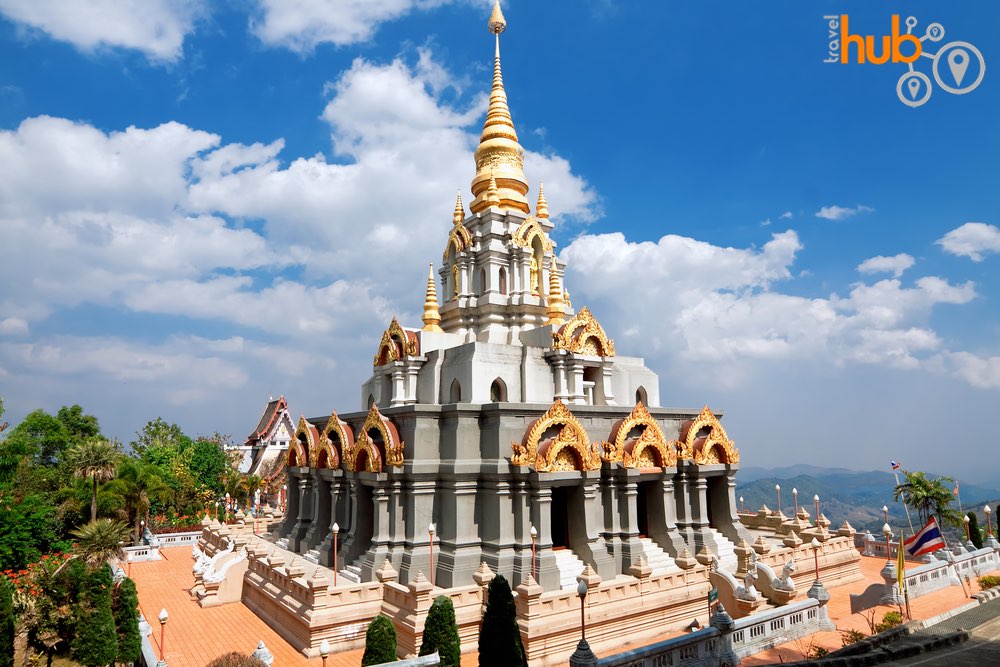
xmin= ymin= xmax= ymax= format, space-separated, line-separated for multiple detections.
xmin=673 ymin=465 xmax=695 ymax=549
xmin=600 ymin=361 xmax=616 ymax=406
xmin=278 ymin=469 xmax=300 ymax=540
xmin=436 ymin=476 xmax=482 ymax=587
xmin=551 ymin=355 xmax=568 ymax=402
xmin=617 ymin=470 xmax=644 ymax=572
xmin=579 ymin=473 xmax=616 ymax=580
xmin=290 ymin=474 xmax=314 ymax=552
xmin=709 ymin=604 xmax=740 ymax=666
xmin=807 ymin=580 xmax=837 ymax=631
xmin=569 ymin=360 xmax=586 ymax=405
xmin=399 ymin=476 xmax=436 ymax=585
xmin=599 ymin=476 xmax=622 ymax=566
xmin=529 ymin=484 xmax=560 ymax=590
xmin=390 ymin=366 xmax=406 ymax=408
xmin=317 ymin=472 xmax=342 ymax=567
xmin=303 ymin=471 xmax=331 ymax=553
xmin=711 ymin=469 xmax=754 ymax=545
xmin=658 ymin=474 xmax=690 ymax=557
xmin=361 ymin=480 xmax=392 ymax=578
xmin=568 ymin=640 xmax=598 ymax=667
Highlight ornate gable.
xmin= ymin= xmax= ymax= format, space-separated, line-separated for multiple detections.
xmin=345 ymin=404 xmax=405 ymax=472
xmin=442 ymin=224 xmax=473 ymax=259
xmin=511 ymin=216 xmax=553 ymax=253
xmin=373 ymin=317 xmax=420 ymax=366
xmin=315 ymin=410 xmax=353 ymax=470
xmin=511 ymin=400 xmax=601 ymax=472
xmin=289 ymin=415 xmax=316 ymax=468
xmin=603 ymin=402 xmax=675 ymax=468
xmin=676 ymin=405 xmax=739 ymax=465
xmin=552 ymin=306 xmax=615 ymax=357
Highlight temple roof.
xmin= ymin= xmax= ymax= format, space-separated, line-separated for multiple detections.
xmin=245 ymin=395 xmax=287 ymax=445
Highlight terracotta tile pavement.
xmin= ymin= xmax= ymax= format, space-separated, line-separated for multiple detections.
xmin=132 ymin=547 xmax=992 ymax=666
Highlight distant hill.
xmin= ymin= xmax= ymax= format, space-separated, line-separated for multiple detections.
xmin=733 ymin=466 xmax=1000 ymax=536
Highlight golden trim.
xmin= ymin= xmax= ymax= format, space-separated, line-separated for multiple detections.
xmin=609 ymin=402 xmax=675 ymax=468
xmin=292 ymin=415 xmax=315 ymax=468
xmin=510 ymin=400 xmax=601 ymax=472
xmin=680 ymin=405 xmax=740 ymax=465
xmin=511 ymin=216 xmax=553 ymax=253
xmin=552 ymin=306 xmax=615 ymax=357
xmin=316 ymin=411 xmax=353 ymax=470
xmin=373 ymin=317 xmax=420 ymax=366
xmin=345 ymin=404 xmax=405 ymax=472
xmin=442 ymin=224 xmax=472 ymax=260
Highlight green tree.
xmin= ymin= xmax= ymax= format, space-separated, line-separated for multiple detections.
xmin=478 ymin=575 xmax=526 ymax=667
xmin=71 ymin=566 xmax=118 ymax=667
xmin=112 ymin=577 xmax=142 ymax=665
xmin=55 ymin=405 xmax=101 ymax=442
xmin=362 ymin=615 xmax=398 ymax=666
xmin=206 ymin=653 xmax=267 ymax=667
xmin=104 ymin=460 xmax=173 ymax=544
xmin=187 ymin=438 xmax=229 ymax=494
xmin=420 ymin=595 xmax=461 ymax=666
xmin=0 ymin=578 xmax=14 ymax=667
xmin=131 ymin=418 xmax=191 ymax=455
xmin=0 ymin=493 xmax=66 ymax=570
xmin=70 ymin=519 xmax=130 ymax=567
xmin=0 ymin=410 xmax=70 ymax=480
xmin=892 ymin=471 xmax=961 ymax=528
xmin=67 ymin=437 xmax=120 ymax=522
xmin=967 ymin=512 xmax=984 ymax=549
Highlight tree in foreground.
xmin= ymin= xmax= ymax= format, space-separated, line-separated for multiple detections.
xmin=70 ymin=519 xmax=130 ymax=568
xmin=72 ymin=566 xmax=118 ymax=667
xmin=968 ymin=511 xmax=984 ymax=549
xmin=362 ymin=615 xmax=398 ymax=666
xmin=206 ymin=652 xmax=267 ymax=667
xmin=113 ymin=577 xmax=142 ymax=665
xmin=67 ymin=437 xmax=120 ymax=522
xmin=420 ymin=595 xmax=461 ymax=666
xmin=478 ymin=575 xmax=527 ymax=667
xmin=0 ymin=578 xmax=14 ymax=667
xmin=103 ymin=460 xmax=173 ymax=544
xmin=892 ymin=471 xmax=960 ymax=527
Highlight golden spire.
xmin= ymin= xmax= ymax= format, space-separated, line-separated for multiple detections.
xmin=545 ymin=265 xmax=566 ymax=326
xmin=469 ymin=2 xmax=530 ymax=216
xmin=536 ymin=182 xmax=549 ymax=219
xmin=422 ymin=264 xmax=443 ymax=332
xmin=487 ymin=171 xmax=501 ymax=206
xmin=453 ymin=191 xmax=464 ymax=225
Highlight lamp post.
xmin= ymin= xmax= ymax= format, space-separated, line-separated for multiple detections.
xmin=792 ymin=488 xmax=798 ymax=516
xmin=282 ymin=484 xmax=287 ymax=513
xmin=139 ymin=519 xmax=145 ymax=546
xmin=964 ymin=514 xmax=971 ymax=542
xmin=576 ymin=579 xmax=588 ymax=642
xmin=225 ymin=492 xmax=231 ymax=523
xmin=986 ymin=505 xmax=993 ymax=538
xmin=814 ymin=494 xmax=820 ymax=523
xmin=882 ymin=505 xmax=889 ymax=525
xmin=739 ymin=496 xmax=744 ymax=514
xmin=811 ymin=537 xmax=821 ymax=581
xmin=529 ymin=525 xmax=537 ymax=581
xmin=332 ymin=522 xmax=340 ymax=587
xmin=775 ymin=484 xmax=781 ymax=514
xmin=157 ymin=608 xmax=168 ymax=665
xmin=883 ymin=523 xmax=892 ymax=562
xmin=319 ymin=639 xmax=331 ymax=666
xmin=428 ymin=523 xmax=436 ymax=588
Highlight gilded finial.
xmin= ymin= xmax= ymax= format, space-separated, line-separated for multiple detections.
xmin=487 ymin=171 xmax=501 ymax=206
xmin=488 ymin=1 xmax=507 ymax=35
xmin=422 ymin=264 xmax=443 ymax=332
xmin=545 ymin=265 xmax=566 ymax=326
xmin=453 ymin=191 xmax=464 ymax=225
xmin=536 ymin=182 xmax=549 ymax=219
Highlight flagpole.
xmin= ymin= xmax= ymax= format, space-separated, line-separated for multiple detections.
xmin=892 ymin=468 xmax=917 ymax=536
xmin=933 ymin=515 xmax=970 ymax=599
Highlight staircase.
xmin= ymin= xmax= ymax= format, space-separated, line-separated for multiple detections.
xmin=304 ymin=548 xmax=321 ymax=564
xmin=637 ymin=537 xmax=675 ymax=574
xmin=340 ymin=558 xmax=363 ymax=584
xmin=553 ymin=549 xmax=585 ymax=590
xmin=703 ymin=528 xmax=737 ymax=570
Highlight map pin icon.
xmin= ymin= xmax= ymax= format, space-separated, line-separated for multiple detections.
xmin=907 ymin=78 xmax=921 ymax=100
xmin=948 ymin=49 xmax=969 ymax=86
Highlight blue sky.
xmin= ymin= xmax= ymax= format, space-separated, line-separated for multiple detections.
xmin=1 ymin=1 xmax=998 ymax=483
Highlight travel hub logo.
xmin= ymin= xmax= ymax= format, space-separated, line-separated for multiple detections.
xmin=824 ymin=14 xmax=985 ymax=108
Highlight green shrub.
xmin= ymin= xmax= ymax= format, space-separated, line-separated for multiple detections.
xmin=71 ymin=565 xmax=118 ymax=667
xmin=478 ymin=575 xmax=526 ymax=667
xmin=840 ymin=628 xmax=867 ymax=647
xmin=206 ymin=652 xmax=267 ymax=667
xmin=806 ymin=645 xmax=830 ymax=659
xmin=0 ymin=578 xmax=14 ymax=667
xmin=875 ymin=611 xmax=904 ymax=633
xmin=112 ymin=577 xmax=142 ymax=664
xmin=420 ymin=595 xmax=461 ymax=666
xmin=978 ymin=575 xmax=1000 ymax=590
xmin=967 ymin=512 xmax=984 ymax=550
xmin=362 ymin=615 xmax=397 ymax=666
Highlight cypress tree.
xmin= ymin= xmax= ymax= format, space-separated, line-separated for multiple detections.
xmin=968 ymin=511 xmax=984 ymax=549
xmin=112 ymin=577 xmax=142 ymax=664
xmin=419 ymin=595 xmax=461 ymax=666
xmin=478 ymin=575 xmax=526 ymax=667
xmin=72 ymin=566 xmax=118 ymax=667
xmin=362 ymin=615 xmax=397 ymax=666
xmin=0 ymin=578 xmax=14 ymax=667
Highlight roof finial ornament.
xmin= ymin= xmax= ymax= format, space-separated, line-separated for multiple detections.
xmin=488 ymin=1 xmax=507 ymax=36
xmin=536 ymin=182 xmax=549 ymax=219
xmin=546 ymin=265 xmax=566 ymax=326
xmin=422 ymin=264 xmax=443 ymax=333
xmin=453 ymin=191 xmax=464 ymax=226
xmin=487 ymin=171 xmax=501 ymax=206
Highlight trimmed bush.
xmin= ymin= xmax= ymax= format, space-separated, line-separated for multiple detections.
xmin=420 ymin=595 xmax=461 ymax=666
xmin=979 ymin=575 xmax=1000 ymax=590
xmin=841 ymin=628 xmax=867 ymax=647
xmin=362 ymin=615 xmax=397 ymax=666
xmin=207 ymin=652 xmax=267 ymax=667
xmin=112 ymin=577 xmax=142 ymax=664
xmin=478 ymin=575 xmax=526 ymax=667
xmin=0 ymin=578 xmax=14 ymax=667
xmin=875 ymin=611 xmax=904 ymax=633
xmin=968 ymin=512 xmax=984 ymax=550
xmin=71 ymin=565 xmax=118 ymax=667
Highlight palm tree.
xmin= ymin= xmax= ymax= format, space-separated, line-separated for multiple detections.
xmin=104 ymin=460 xmax=173 ymax=545
xmin=70 ymin=519 xmax=130 ymax=567
xmin=67 ymin=437 xmax=120 ymax=522
xmin=893 ymin=471 xmax=961 ymax=529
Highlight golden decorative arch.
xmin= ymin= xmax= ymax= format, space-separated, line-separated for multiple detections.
xmin=442 ymin=224 xmax=473 ymax=259
xmin=315 ymin=410 xmax=353 ymax=470
xmin=511 ymin=216 xmax=553 ymax=253
xmin=678 ymin=405 xmax=740 ymax=465
xmin=608 ymin=402 xmax=675 ymax=469
xmin=290 ymin=416 xmax=316 ymax=468
xmin=373 ymin=317 xmax=420 ymax=366
xmin=511 ymin=400 xmax=601 ymax=472
xmin=345 ymin=404 xmax=405 ymax=472
xmin=552 ymin=307 xmax=616 ymax=357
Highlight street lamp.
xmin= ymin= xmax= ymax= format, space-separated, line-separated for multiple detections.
xmin=792 ymin=488 xmax=798 ymax=516
xmin=882 ymin=505 xmax=889 ymax=524
xmin=319 ymin=639 xmax=331 ymax=666
xmin=282 ymin=484 xmax=287 ymax=513
xmin=811 ymin=537 xmax=821 ymax=581
xmin=739 ymin=496 xmax=744 ymax=514
xmin=332 ymin=523 xmax=340 ymax=587
xmin=576 ymin=579 xmax=588 ymax=642
xmin=157 ymin=608 xmax=169 ymax=665
xmin=428 ymin=523 xmax=436 ymax=588
xmin=775 ymin=484 xmax=781 ymax=514
xmin=529 ymin=525 xmax=537 ymax=581
xmin=814 ymin=494 xmax=820 ymax=523
xmin=964 ymin=514 xmax=971 ymax=542
xmin=225 ymin=492 xmax=231 ymax=523
xmin=986 ymin=505 xmax=993 ymax=537
xmin=883 ymin=523 xmax=892 ymax=562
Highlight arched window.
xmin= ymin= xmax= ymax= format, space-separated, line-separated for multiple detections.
xmin=449 ymin=379 xmax=462 ymax=403
xmin=636 ymin=386 xmax=648 ymax=405
xmin=479 ymin=268 xmax=487 ymax=294
xmin=367 ymin=394 xmax=375 ymax=408
xmin=490 ymin=378 xmax=507 ymax=403
xmin=499 ymin=267 xmax=508 ymax=295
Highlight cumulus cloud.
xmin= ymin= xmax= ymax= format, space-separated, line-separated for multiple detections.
xmin=948 ymin=352 xmax=1000 ymax=389
xmin=936 ymin=222 xmax=1000 ymax=262
xmin=0 ymin=0 xmax=204 ymax=62
xmin=815 ymin=204 xmax=874 ymax=220
xmin=857 ymin=253 xmax=915 ymax=278
xmin=779 ymin=211 xmax=793 ymax=219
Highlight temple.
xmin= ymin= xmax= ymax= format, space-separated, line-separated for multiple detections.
xmin=212 ymin=4 xmax=861 ymax=663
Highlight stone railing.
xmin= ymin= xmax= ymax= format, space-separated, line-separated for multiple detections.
xmin=595 ymin=626 xmax=723 ymax=667
xmin=125 ymin=545 xmax=159 ymax=562
xmin=730 ymin=597 xmax=828 ymax=657
xmin=905 ymin=547 xmax=999 ymax=599
xmin=155 ymin=530 xmax=201 ymax=547
xmin=138 ymin=614 xmax=161 ymax=666
xmin=381 ymin=575 xmax=485 ymax=657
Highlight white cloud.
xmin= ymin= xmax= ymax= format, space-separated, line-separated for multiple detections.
xmin=936 ymin=222 xmax=1000 ymax=262
xmin=815 ymin=204 xmax=874 ymax=220
xmin=0 ymin=0 xmax=204 ymax=62
xmin=0 ymin=318 xmax=28 ymax=336
xmin=779 ymin=211 xmax=793 ymax=219
xmin=948 ymin=352 xmax=1000 ymax=389
xmin=857 ymin=253 xmax=915 ymax=278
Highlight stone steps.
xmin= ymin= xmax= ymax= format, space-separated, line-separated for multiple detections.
xmin=637 ymin=537 xmax=675 ymax=574
xmin=554 ymin=549 xmax=585 ymax=590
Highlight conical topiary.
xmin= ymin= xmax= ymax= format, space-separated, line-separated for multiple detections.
xmin=362 ymin=615 xmax=397 ymax=666
xmin=72 ymin=565 xmax=118 ymax=667
xmin=420 ymin=595 xmax=461 ymax=666
xmin=968 ymin=511 xmax=984 ymax=549
xmin=478 ymin=575 xmax=526 ymax=667
xmin=0 ymin=578 xmax=14 ymax=667
xmin=113 ymin=577 xmax=142 ymax=664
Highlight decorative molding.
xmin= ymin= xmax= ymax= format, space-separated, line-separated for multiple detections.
xmin=442 ymin=224 xmax=472 ymax=260
xmin=345 ymin=404 xmax=405 ymax=472
xmin=552 ymin=306 xmax=615 ymax=357
xmin=511 ymin=215 xmax=553 ymax=254
xmin=316 ymin=411 xmax=353 ymax=470
xmin=373 ymin=317 xmax=420 ymax=366
xmin=677 ymin=405 xmax=739 ymax=465
xmin=290 ymin=416 xmax=315 ymax=468
xmin=511 ymin=400 xmax=601 ymax=472
xmin=608 ymin=402 xmax=675 ymax=468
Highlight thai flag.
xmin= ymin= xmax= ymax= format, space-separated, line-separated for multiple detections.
xmin=890 ymin=460 xmax=900 ymax=470
xmin=904 ymin=518 xmax=945 ymax=557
